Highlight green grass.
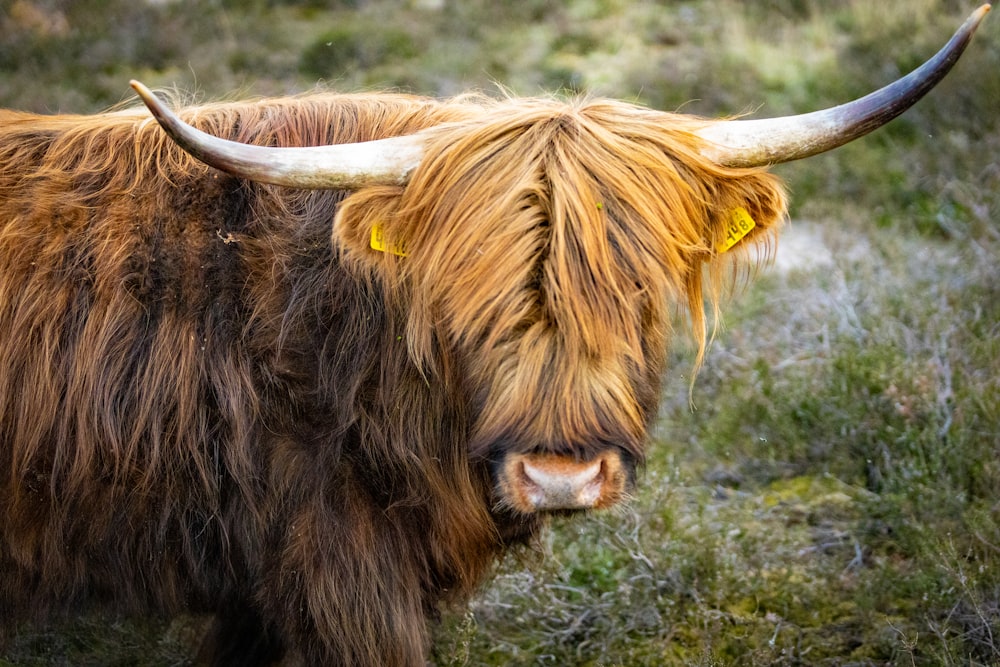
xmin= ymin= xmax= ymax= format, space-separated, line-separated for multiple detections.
xmin=2 ymin=0 xmax=998 ymax=664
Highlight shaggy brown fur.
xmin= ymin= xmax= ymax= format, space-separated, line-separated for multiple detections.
xmin=0 ymin=90 xmax=785 ymax=664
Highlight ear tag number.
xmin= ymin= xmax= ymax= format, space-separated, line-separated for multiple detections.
xmin=722 ymin=207 xmax=756 ymax=252
xmin=370 ymin=223 xmax=408 ymax=257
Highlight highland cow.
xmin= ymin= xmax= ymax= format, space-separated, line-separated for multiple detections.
xmin=0 ymin=7 xmax=988 ymax=665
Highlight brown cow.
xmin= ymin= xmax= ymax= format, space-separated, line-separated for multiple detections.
xmin=0 ymin=6 xmax=988 ymax=665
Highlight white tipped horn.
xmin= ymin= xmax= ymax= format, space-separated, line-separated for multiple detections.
xmin=696 ymin=4 xmax=990 ymax=167
xmin=130 ymin=80 xmax=428 ymax=189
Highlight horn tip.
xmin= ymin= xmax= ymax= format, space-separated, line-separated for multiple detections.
xmin=128 ymin=79 xmax=178 ymax=131
xmin=129 ymin=80 xmax=160 ymax=110
xmin=129 ymin=79 xmax=150 ymax=97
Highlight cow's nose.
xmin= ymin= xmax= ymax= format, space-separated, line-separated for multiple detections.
xmin=497 ymin=450 xmax=629 ymax=513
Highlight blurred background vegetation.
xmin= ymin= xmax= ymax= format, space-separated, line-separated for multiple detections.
xmin=1 ymin=0 xmax=998 ymax=665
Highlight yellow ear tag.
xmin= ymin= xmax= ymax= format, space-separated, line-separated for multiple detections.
xmin=370 ymin=223 xmax=408 ymax=257
xmin=721 ymin=207 xmax=756 ymax=252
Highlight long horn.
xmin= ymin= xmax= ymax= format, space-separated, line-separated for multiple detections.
xmin=130 ymin=81 xmax=427 ymax=189
xmin=696 ymin=4 xmax=990 ymax=168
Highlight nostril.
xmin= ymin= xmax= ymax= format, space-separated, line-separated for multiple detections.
xmin=515 ymin=461 xmax=545 ymax=507
xmin=593 ymin=457 xmax=607 ymax=484
xmin=577 ymin=461 xmax=607 ymax=507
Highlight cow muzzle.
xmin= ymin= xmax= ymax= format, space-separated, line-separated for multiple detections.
xmin=496 ymin=451 xmax=630 ymax=514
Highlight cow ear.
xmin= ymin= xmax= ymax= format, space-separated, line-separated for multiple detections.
xmin=332 ymin=186 xmax=409 ymax=273
xmin=707 ymin=171 xmax=787 ymax=258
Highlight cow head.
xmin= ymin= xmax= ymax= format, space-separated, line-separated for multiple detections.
xmin=130 ymin=5 xmax=987 ymax=514
xmin=332 ymin=100 xmax=786 ymax=514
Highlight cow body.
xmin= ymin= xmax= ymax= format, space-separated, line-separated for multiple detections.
xmin=0 ymin=92 xmax=788 ymax=664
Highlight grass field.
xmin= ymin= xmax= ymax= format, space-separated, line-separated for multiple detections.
xmin=2 ymin=1 xmax=998 ymax=664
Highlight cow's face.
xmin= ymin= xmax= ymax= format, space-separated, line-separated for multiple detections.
xmin=336 ymin=100 xmax=786 ymax=514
